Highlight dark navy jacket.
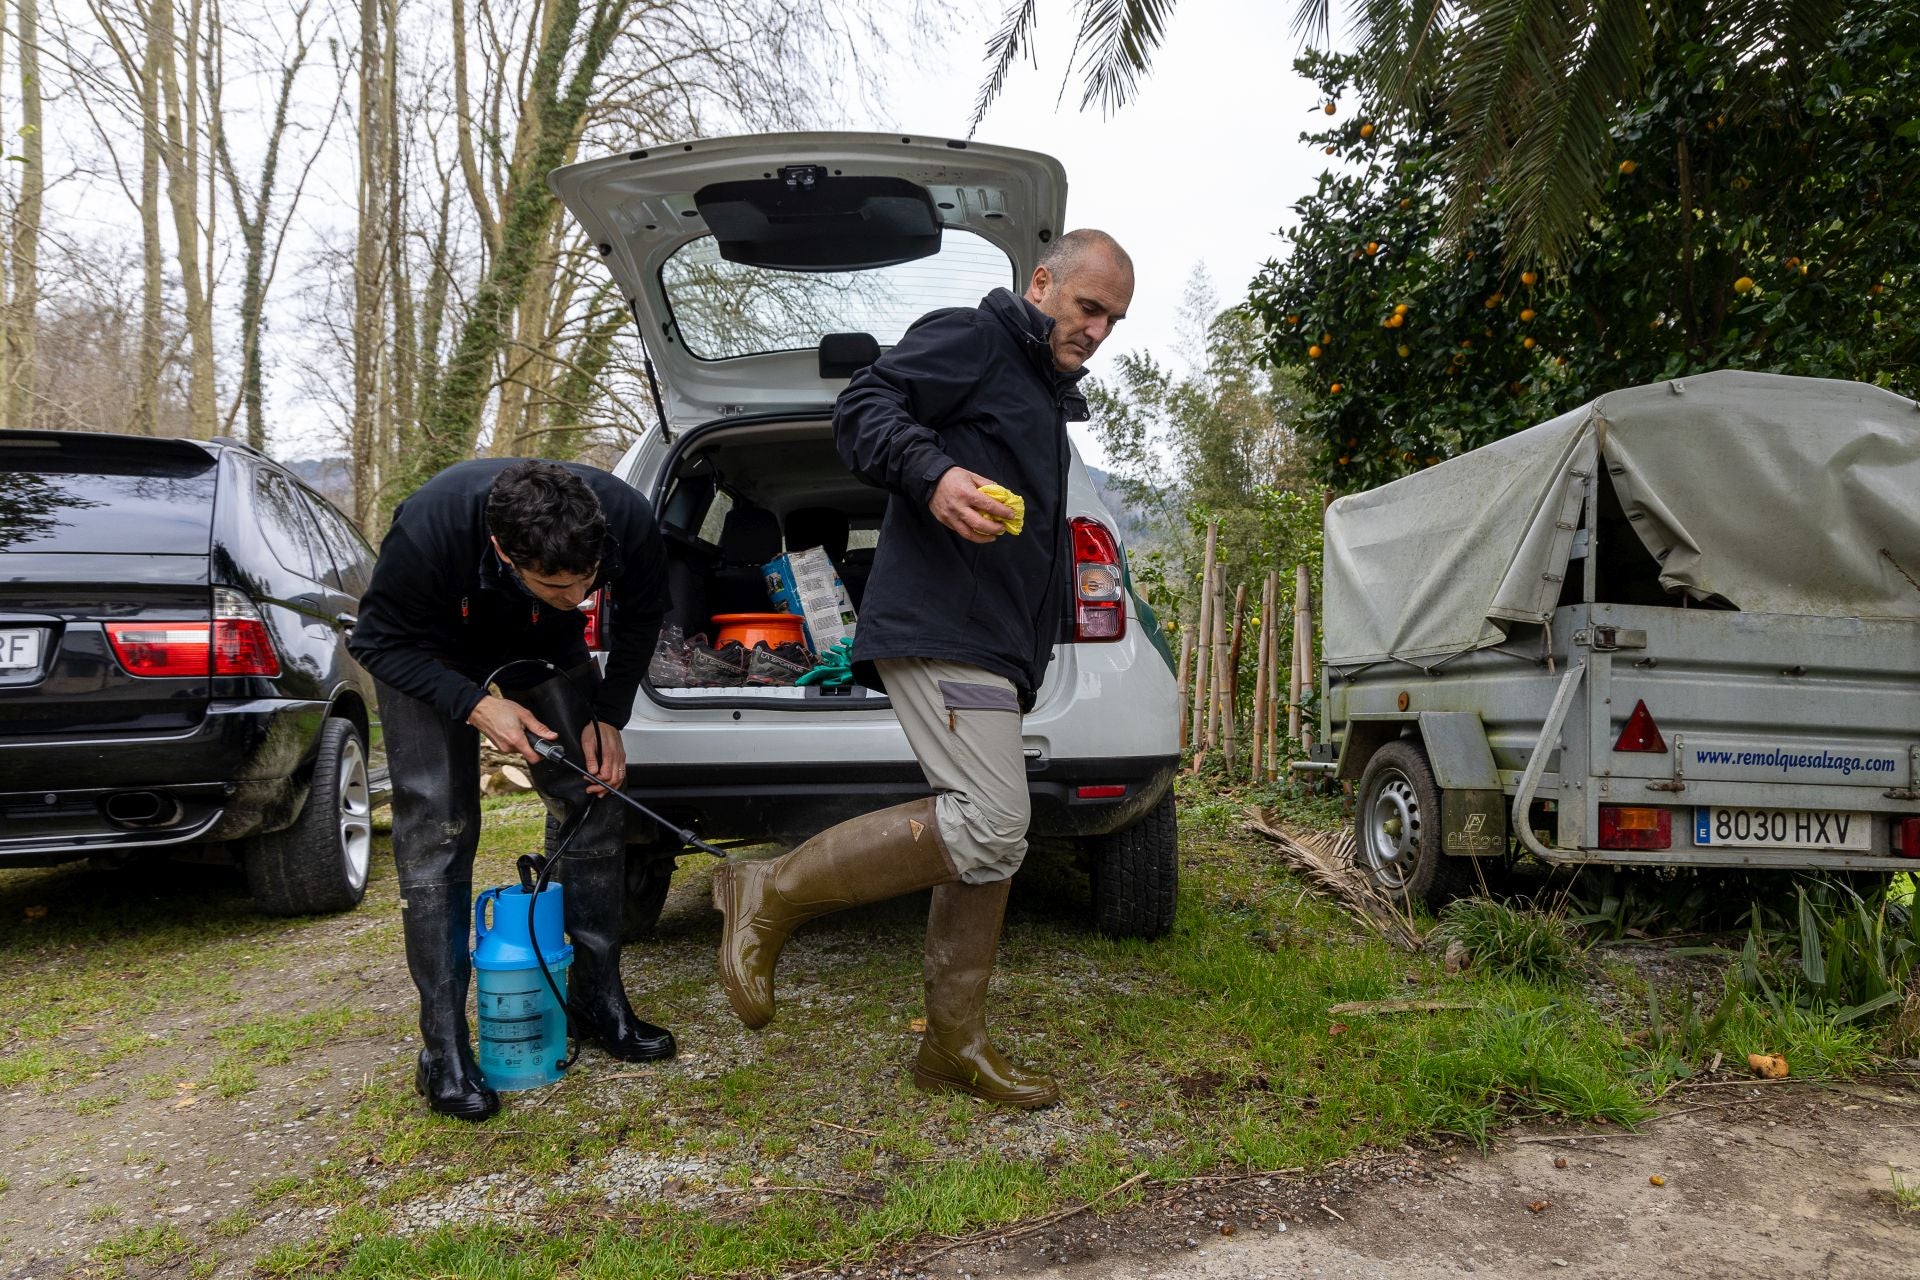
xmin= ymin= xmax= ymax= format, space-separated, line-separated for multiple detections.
xmin=349 ymin=459 xmax=669 ymax=726
xmin=834 ymin=288 xmax=1088 ymax=705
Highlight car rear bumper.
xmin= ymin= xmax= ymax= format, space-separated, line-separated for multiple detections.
xmin=0 ymin=698 xmax=326 ymax=862
xmin=616 ymin=753 xmax=1179 ymax=844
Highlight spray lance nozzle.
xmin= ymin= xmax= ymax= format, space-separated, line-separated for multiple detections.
xmin=527 ymin=736 xmax=727 ymax=859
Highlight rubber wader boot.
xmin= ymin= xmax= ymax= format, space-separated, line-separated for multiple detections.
xmin=401 ymin=881 xmax=501 ymax=1121
xmin=713 ymin=798 xmax=954 ymax=1030
xmin=912 ymin=878 xmax=1059 ymax=1109
xmin=556 ymin=848 xmax=677 ymax=1061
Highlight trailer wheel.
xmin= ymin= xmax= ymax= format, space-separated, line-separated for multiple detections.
xmin=1354 ymin=740 xmax=1464 ymax=911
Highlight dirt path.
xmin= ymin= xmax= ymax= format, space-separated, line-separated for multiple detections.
xmin=922 ymin=1083 xmax=1920 ymax=1280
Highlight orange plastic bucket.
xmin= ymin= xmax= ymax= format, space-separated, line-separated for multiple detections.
xmin=710 ymin=612 xmax=806 ymax=650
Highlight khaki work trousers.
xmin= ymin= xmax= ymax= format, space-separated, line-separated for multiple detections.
xmin=874 ymin=657 xmax=1031 ymax=884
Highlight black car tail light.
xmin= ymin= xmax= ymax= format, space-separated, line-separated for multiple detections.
xmin=104 ymin=588 xmax=281 ymax=678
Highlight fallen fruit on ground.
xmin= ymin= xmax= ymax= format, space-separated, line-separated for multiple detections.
xmin=1748 ymin=1052 xmax=1789 ymax=1079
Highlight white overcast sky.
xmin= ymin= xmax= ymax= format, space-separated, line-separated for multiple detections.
xmin=859 ymin=0 xmax=1332 ymax=467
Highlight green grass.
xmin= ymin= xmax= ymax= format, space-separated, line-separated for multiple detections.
xmin=1891 ymin=1166 xmax=1920 ymax=1213
xmin=90 ymin=1222 xmax=193 ymax=1266
xmin=5 ymin=786 xmax=1905 ymax=1276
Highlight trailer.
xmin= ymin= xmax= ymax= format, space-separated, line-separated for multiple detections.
xmin=1314 ymin=371 xmax=1920 ymax=907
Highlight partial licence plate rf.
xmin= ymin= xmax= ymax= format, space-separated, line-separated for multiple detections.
xmin=1694 ymin=806 xmax=1871 ymax=851
xmin=0 ymin=628 xmax=41 ymax=670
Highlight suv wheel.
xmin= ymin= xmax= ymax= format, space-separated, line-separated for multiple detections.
xmin=244 ymin=717 xmax=372 ymax=916
xmin=544 ymin=814 xmax=678 ymax=942
xmin=1086 ymin=790 xmax=1178 ymax=939
xmin=1354 ymin=740 xmax=1465 ymax=911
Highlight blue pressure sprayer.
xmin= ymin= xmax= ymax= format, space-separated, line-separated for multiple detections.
xmin=472 ymin=874 xmax=572 ymax=1090
xmin=465 ymin=661 xmax=728 ymax=1093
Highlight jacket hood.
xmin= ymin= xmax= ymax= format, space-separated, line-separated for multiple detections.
xmin=982 ymin=288 xmax=1090 ymax=411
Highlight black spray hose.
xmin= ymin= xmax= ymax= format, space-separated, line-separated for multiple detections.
xmin=528 ymin=736 xmax=728 ymax=859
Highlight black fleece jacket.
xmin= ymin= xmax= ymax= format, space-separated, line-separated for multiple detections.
xmin=834 ymin=288 xmax=1088 ymax=704
xmin=348 ymin=459 xmax=668 ymax=726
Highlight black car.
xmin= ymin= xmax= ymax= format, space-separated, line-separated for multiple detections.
xmin=0 ymin=429 xmax=384 ymax=914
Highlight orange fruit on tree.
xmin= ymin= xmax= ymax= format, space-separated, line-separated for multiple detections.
xmin=1734 ymin=276 xmax=1755 ymax=294
xmin=1359 ymin=122 xmax=1374 ymax=138
xmin=1396 ymin=344 xmax=1410 ymax=358
xmin=1366 ymin=242 xmax=1380 ymax=255
xmin=1322 ymin=331 xmax=1333 ymax=343
xmin=1871 ymin=283 xmax=1885 ymax=295
xmin=1459 ymin=338 xmax=1472 ymax=348
xmin=1521 ymin=271 xmax=1538 ymax=287
xmin=1308 ymin=344 xmax=1323 ymax=359
xmin=1329 ymin=383 xmax=1343 ymax=394
xmin=1394 ymin=303 xmax=1410 ymax=315
xmin=1523 ymin=337 xmax=1536 ymax=349
xmin=1325 ymin=146 xmax=1336 ymax=155
xmin=1285 ymin=314 xmax=1299 ymax=325
xmin=1520 ymin=307 xmax=1536 ymax=322
xmin=1398 ymin=198 xmax=1411 ymax=210
xmin=1618 ymin=159 xmax=1637 ymax=175
xmin=1386 ymin=313 xmax=1404 ymax=328
xmin=1324 ymin=101 xmax=1337 ymax=115
xmin=1338 ymin=455 xmax=1349 ymax=465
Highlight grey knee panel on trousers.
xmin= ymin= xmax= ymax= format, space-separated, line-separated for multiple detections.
xmin=873 ymin=658 xmax=1030 ymax=884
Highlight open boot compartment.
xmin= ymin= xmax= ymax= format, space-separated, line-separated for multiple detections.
xmin=647 ymin=419 xmax=882 ymax=704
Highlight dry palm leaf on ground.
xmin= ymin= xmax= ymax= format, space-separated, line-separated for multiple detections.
xmin=1246 ymin=811 xmax=1426 ymax=952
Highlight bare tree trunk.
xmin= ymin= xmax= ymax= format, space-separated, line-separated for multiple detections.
xmin=213 ymin=3 xmax=314 ymax=450
xmin=384 ymin=0 xmax=414 ymax=493
xmin=129 ymin=0 xmax=164 ymax=435
xmin=1264 ymin=569 xmax=1279 ymax=779
xmin=416 ymin=0 xmax=634 ymax=484
xmin=350 ymin=0 xmax=390 ymax=520
xmin=155 ymin=0 xmax=217 ymax=436
xmin=1294 ymin=563 xmax=1314 ymax=752
xmin=4 ymin=0 xmax=42 ymax=428
xmin=1206 ymin=562 xmax=1227 ymax=749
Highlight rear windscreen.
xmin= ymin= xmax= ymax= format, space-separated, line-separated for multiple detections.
xmin=0 ymin=441 xmax=217 ymax=554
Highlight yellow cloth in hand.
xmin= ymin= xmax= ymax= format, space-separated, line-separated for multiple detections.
xmin=977 ymin=483 xmax=1025 ymax=536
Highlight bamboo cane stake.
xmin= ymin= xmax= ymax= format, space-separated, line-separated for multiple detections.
xmin=1296 ymin=562 xmax=1315 ymax=752
xmin=1288 ymin=567 xmax=1304 ymax=743
xmin=1188 ymin=522 xmax=1217 ymax=750
xmin=1224 ymin=581 xmax=1247 ymax=779
xmin=1250 ymin=574 xmax=1271 ymax=781
xmin=1207 ymin=563 xmax=1227 ymax=749
xmin=1264 ymin=569 xmax=1280 ymax=779
xmin=1175 ymin=625 xmax=1194 ymax=750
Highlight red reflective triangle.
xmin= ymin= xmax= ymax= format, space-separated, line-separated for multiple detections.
xmin=1614 ymin=699 xmax=1668 ymax=753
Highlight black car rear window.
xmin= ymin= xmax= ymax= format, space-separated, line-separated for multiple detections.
xmin=0 ymin=437 xmax=217 ymax=554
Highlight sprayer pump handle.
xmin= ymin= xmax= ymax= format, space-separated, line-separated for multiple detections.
xmin=530 ymin=737 xmax=565 ymax=762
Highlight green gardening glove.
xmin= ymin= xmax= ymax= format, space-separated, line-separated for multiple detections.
xmin=795 ymin=637 xmax=856 ymax=687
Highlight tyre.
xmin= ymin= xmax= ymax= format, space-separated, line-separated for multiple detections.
xmin=244 ymin=717 xmax=373 ymax=916
xmin=1086 ymin=789 xmax=1178 ymax=939
xmin=1354 ymin=739 xmax=1465 ymax=911
xmin=544 ymin=813 xmax=677 ymax=942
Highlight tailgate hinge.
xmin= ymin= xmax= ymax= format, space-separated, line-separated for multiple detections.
xmin=1885 ymin=745 xmax=1920 ymax=800
xmin=1647 ymin=731 xmax=1687 ymax=793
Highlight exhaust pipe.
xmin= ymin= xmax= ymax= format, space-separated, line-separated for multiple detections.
xmin=102 ymin=791 xmax=183 ymax=828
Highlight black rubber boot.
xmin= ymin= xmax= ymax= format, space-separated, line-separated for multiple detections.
xmin=554 ymin=848 xmax=677 ymax=1062
xmin=399 ymin=880 xmax=500 ymax=1121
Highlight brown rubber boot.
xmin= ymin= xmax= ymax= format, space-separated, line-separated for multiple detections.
xmin=911 ymin=878 xmax=1059 ymax=1109
xmin=713 ymin=798 xmax=954 ymax=1029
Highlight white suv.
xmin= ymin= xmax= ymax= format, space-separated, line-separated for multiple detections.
xmin=550 ymin=132 xmax=1181 ymax=938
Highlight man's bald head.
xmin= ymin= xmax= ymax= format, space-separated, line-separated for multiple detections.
xmin=1024 ymin=229 xmax=1134 ymax=373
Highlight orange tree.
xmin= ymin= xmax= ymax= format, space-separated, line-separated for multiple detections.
xmin=1249 ymin=3 xmax=1920 ymax=492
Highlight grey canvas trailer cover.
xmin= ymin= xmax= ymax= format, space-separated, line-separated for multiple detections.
xmin=1312 ymin=371 xmax=1920 ymax=908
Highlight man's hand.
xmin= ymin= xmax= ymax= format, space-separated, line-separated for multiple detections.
xmin=466 ymin=694 xmax=558 ymax=763
xmin=930 ymin=467 xmax=1017 ymax=544
xmin=579 ymin=720 xmax=626 ymax=797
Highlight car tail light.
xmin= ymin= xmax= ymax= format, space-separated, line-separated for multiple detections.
xmin=104 ymin=588 xmax=281 ymax=679
xmin=1613 ymin=700 xmax=1667 ymax=753
xmin=1076 ymin=784 xmax=1127 ymax=799
xmin=1895 ymin=816 xmax=1920 ymax=858
xmin=105 ymin=621 xmax=213 ymax=677
xmin=1070 ymin=517 xmax=1125 ymax=642
xmin=582 ymin=588 xmax=609 ymax=651
xmin=1598 ymin=805 xmax=1672 ymax=850
xmin=213 ymin=588 xmax=280 ymax=676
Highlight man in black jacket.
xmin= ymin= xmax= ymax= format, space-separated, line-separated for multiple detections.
xmin=712 ymin=229 xmax=1134 ymax=1108
xmin=352 ymin=459 xmax=674 ymax=1121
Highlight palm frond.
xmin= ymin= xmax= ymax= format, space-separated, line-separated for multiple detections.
xmin=1292 ymin=0 xmax=1335 ymax=46
xmin=1494 ymin=0 xmax=1653 ymax=266
xmin=1071 ymin=0 xmax=1179 ymax=117
xmin=1357 ymin=0 xmax=1457 ymax=104
xmin=969 ymin=0 xmax=1041 ymax=137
